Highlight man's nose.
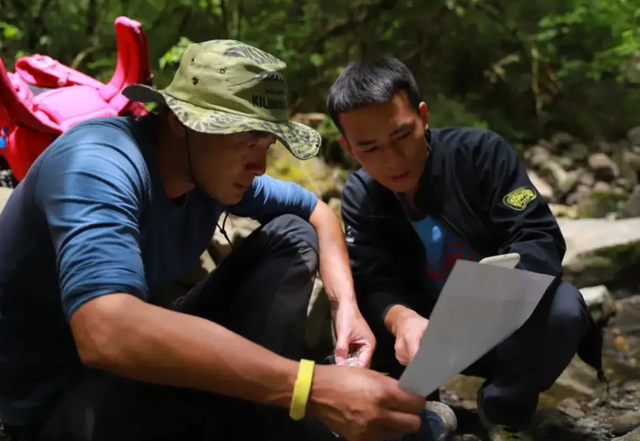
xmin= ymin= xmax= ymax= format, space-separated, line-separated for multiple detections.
xmin=384 ymin=144 xmax=405 ymax=168
xmin=247 ymin=153 xmax=267 ymax=176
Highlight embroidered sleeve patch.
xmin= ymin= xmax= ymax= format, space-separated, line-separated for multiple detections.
xmin=502 ymin=186 xmax=537 ymax=211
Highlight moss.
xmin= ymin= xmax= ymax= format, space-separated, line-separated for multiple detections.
xmin=578 ymin=190 xmax=628 ymax=218
xmin=564 ymin=240 xmax=640 ymax=286
xmin=266 ymin=142 xmax=348 ymax=199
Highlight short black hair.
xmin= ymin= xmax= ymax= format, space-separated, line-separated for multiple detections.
xmin=326 ymin=56 xmax=422 ymax=133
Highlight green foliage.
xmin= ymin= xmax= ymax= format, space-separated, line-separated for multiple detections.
xmin=1 ymin=0 xmax=639 ymax=147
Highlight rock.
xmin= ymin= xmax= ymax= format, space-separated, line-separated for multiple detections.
xmin=541 ymin=160 xmax=576 ymax=194
xmin=267 ymin=141 xmax=345 ymax=200
xmin=580 ymin=285 xmax=616 ymax=323
xmin=604 ymin=295 xmax=640 ymax=361
xmin=613 ymin=425 xmax=640 ymax=440
xmin=628 ymin=126 xmax=640 ymax=147
xmin=209 ymin=215 xmax=260 ymax=264
xmin=525 ymin=145 xmax=553 ymax=168
xmin=580 ymin=171 xmax=597 ymax=187
xmin=558 ymin=397 xmax=582 ymax=411
xmin=558 ymin=156 xmax=576 ymax=170
xmin=593 ymin=181 xmax=612 ymax=194
xmin=607 ymin=410 xmax=640 ymax=429
xmin=554 ymin=369 xmax=597 ymax=399
xmin=456 ymin=435 xmax=482 ymax=441
xmin=566 ymin=184 xmax=592 ymax=206
xmin=616 ymin=150 xmax=640 ymax=189
xmin=563 ymin=170 xmax=583 ymax=195
xmin=625 ymin=186 xmax=640 ymax=218
xmin=597 ymin=141 xmax=616 ymax=155
xmin=558 ymin=397 xmax=587 ymax=419
xmin=562 ymin=406 xmax=587 ymax=419
xmin=558 ymin=217 xmax=640 ymax=287
xmin=305 ymin=277 xmax=335 ymax=358
xmin=588 ymin=153 xmax=620 ymax=182
xmin=530 ymin=408 xmax=608 ymax=441
xmin=624 ymin=150 xmax=640 ymax=173
xmin=550 ymin=203 xmax=581 ymax=219
xmin=0 ymin=187 xmax=11 ymax=215
xmin=551 ymin=132 xmax=576 ymax=150
xmin=528 ymin=170 xmax=555 ymax=201
xmin=618 ymin=178 xmax=632 ymax=191
xmin=568 ymin=143 xmax=591 ymax=162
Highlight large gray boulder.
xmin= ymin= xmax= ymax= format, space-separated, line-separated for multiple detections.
xmin=558 ymin=217 xmax=640 ymax=288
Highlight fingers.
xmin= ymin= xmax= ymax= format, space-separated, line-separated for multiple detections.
xmin=357 ymin=347 xmax=373 ymax=368
xmin=334 ymin=336 xmax=350 ymax=363
xmin=395 ymin=340 xmax=410 ymax=366
xmin=377 ymin=377 xmax=425 ymax=414
xmin=407 ymin=338 xmax=420 ymax=364
xmin=377 ymin=409 xmax=423 ymax=438
xmin=388 ymin=391 xmax=426 ymax=415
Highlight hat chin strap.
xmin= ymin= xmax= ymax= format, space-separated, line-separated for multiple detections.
xmin=184 ymin=128 xmax=234 ymax=247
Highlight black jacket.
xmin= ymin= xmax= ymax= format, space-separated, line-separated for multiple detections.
xmin=341 ymin=127 xmax=604 ymax=379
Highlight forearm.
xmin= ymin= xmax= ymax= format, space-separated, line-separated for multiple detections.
xmin=71 ymin=293 xmax=298 ymax=408
xmin=309 ymin=200 xmax=356 ymax=309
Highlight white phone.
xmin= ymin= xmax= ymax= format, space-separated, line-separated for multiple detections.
xmin=479 ymin=253 xmax=521 ymax=269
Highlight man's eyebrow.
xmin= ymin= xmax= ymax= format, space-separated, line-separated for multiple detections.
xmin=356 ymin=123 xmax=413 ymax=147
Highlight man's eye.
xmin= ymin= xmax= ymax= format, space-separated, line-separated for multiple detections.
xmin=398 ymin=132 xmax=411 ymax=140
xmin=363 ymin=146 xmax=378 ymax=153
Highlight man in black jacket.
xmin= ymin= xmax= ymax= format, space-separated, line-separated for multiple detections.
xmin=326 ymin=57 xmax=605 ymax=441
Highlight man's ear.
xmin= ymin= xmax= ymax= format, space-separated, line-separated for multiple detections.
xmin=339 ymin=134 xmax=355 ymax=158
xmin=419 ymin=102 xmax=430 ymax=131
xmin=166 ymin=110 xmax=187 ymax=138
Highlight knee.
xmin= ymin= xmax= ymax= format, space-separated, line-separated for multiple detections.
xmin=262 ymin=213 xmax=319 ymax=257
xmin=546 ymin=282 xmax=589 ymax=337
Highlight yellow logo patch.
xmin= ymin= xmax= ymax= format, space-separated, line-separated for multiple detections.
xmin=502 ymin=186 xmax=537 ymax=211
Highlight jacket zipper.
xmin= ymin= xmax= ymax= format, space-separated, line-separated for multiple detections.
xmin=435 ymin=212 xmax=467 ymax=243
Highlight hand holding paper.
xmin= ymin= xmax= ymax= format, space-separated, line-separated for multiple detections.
xmin=398 ymin=259 xmax=555 ymax=398
xmin=394 ymin=313 xmax=429 ymax=366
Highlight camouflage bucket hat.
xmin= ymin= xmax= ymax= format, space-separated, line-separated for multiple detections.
xmin=123 ymin=40 xmax=321 ymax=160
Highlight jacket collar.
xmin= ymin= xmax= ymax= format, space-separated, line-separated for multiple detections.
xmin=413 ymin=129 xmax=442 ymax=211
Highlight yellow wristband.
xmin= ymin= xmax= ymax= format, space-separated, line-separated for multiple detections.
xmin=289 ymin=359 xmax=315 ymax=420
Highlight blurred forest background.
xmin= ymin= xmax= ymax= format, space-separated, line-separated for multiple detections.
xmin=3 ymin=0 xmax=640 ymax=144
xmin=3 ymin=0 xmax=640 ymax=219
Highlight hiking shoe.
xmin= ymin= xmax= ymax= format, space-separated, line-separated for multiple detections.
xmin=385 ymin=401 xmax=457 ymax=441
xmin=477 ymin=395 xmax=533 ymax=441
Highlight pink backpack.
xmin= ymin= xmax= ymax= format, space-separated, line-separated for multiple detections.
xmin=0 ymin=16 xmax=152 ymax=184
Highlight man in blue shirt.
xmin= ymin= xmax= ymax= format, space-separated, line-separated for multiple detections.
xmin=327 ymin=57 xmax=605 ymax=441
xmin=0 ymin=41 xmax=431 ymax=441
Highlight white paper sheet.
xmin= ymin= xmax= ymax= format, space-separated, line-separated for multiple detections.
xmin=398 ymin=259 xmax=555 ymax=397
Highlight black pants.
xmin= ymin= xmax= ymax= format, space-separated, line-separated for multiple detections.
xmin=6 ymin=214 xmax=337 ymax=441
xmin=370 ymin=280 xmax=591 ymax=430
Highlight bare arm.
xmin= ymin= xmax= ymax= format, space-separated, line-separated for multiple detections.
xmin=71 ymin=293 xmax=298 ymax=407
xmin=309 ymin=200 xmax=356 ymax=308
xmin=309 ymin=199 xmax=377 ymax=366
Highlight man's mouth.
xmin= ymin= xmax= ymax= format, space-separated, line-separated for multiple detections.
xmin=391 ymin=171 xmax=410 ymax=181
xmin=234 ymin=183 xmax=250 ymax=191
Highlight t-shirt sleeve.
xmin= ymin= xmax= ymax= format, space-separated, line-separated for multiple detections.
xmin=227 ymin=174 xmax=319 ymax=221
xmin=33 ymin=128 xmax=150 ymax=321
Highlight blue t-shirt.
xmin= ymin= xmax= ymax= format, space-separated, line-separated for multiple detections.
xmin=396 ymin=196 xmax=482 ymax=295
xmin=0 ymin=115 xmax=318 ymax=425
xmin=408 ymin=216 xmax=482 ymax=294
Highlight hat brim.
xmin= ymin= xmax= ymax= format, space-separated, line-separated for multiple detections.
xmin=122 ymin=84 xmax=321 ymax=160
